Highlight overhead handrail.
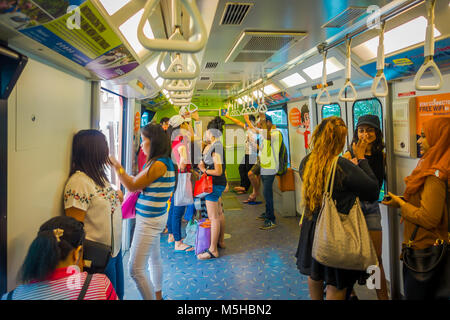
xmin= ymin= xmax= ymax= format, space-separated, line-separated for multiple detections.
xmin=414 ymin=0 xmax=442 ymax=91
xmin=157 ymin=52 xmax=200 ymax=80
xmin=137 ymin=0 xmax=207 ymax=53
xmin=164 ymin=79 xmax=195 ymax=92
xmin=371 ymin=21 xmax=388 ymax=97
xmin=316 ymin=50 xmax=331 ymax=105
xmin=338 ymin=37 xmax=358 ymax=102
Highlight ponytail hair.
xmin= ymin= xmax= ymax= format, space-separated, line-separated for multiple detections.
xmin=19 ymin=216 xmax=85 ymax=283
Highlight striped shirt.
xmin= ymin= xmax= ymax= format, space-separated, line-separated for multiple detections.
xmin=136 ymin=157 xmax=176 ymax=218
xmin=1 ymin=267 xmax=118 ymax=300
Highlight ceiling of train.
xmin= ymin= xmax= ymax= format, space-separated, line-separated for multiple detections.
xmin=0 ymin=0 xmax=449 ymax=109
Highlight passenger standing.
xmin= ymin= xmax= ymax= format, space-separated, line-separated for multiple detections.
xmin=383 ymin=117 xmax=449 ymax=300
xmin=225 ymin=112 xmax=258 ymax=194
xmin=343 ymin=115 xmax=389 ymax=300
xmin=64 ymin=129 xmax=124 ymax=299
xmin=110 ymin=124 xmax=175 ymax=300
xmin=160 ymin=117 xmax=170 ymax=131
xmin=2 ymin=216 xmax=118 ymax=300
xmin=258 ymin=114 xmax=281 ymax=230
xmin=295 ymin=116 xmax=379 ymax=300
xmin=166 ymin=115 xmax=195 ymax=252
xmin=197 ymin=117 xmax=227 ymax=260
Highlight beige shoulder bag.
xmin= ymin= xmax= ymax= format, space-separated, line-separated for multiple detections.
xmin=312 ymin=156 xmax=378 ymax=271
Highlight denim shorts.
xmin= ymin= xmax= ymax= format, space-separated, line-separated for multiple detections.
xmin=204 ymin=185 xmax=226 ymax=202
xmin=360 ymin=200 xmax=382 ymax=231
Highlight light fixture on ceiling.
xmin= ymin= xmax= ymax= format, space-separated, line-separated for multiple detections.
xmin=280 ymin=72 xmax=307 ymax=87
xmin=263 ymin=84 xmax=281 ymax=95
xmin=302 ymin=57 xmax=344 ymax=80
xmin=119 ymin=9 xmax=154 ymax=57
xmin=352 ymin=16 xmax=441 ymax=61
xmin=155 ymin=77 xmax=164 ymax=87
xmin=99 ymin=0 xmax=131 ymax=16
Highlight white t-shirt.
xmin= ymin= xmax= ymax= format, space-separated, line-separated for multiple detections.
xmin=64 ymin=171 xmax=122 ymax=257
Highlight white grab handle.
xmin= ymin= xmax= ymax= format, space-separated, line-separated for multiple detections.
xmin=170 ymin=90 xmax=193 ymax=99
xmin=316 ymin=86 xmax=331 ymax=105
xmin=164 ymin=79 xmax=194 ymax=92
xmin=188 ymin=102 xmax=198 ymax=113
xmin=338 ymin=38 xmax=358 ymax=102
xmin=157 ymin=52 xmax=200 ymax=79
xmin=137 ymin=0 xmax=207 ymax=53
xmin=339 ymin=79 xmax=358 ymax=102
xmin=414 ymin=0 xmax=442 ymax=91
xmin=371 ymin=71 xmax=388 ymax=97
xmin=171 ymin=97 xmax=191 ymax=104
xmin=371 ymin=21 xmax=388 ymax=97
xmin=316 ymin=50 xmax=331 ymax=105
xmin=257 ymin=103 xmax=268 ymax=113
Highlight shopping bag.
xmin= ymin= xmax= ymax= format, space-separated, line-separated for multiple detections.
xmin=184 ymin=219 xmax=198 ymax=247
xmin=174 ymin=172 xmax=193 ymax=206
xmin=195 ymin=219 xmax=211 ymax=255
xmin=121 ymin=191 xmax=140 ymax=219
xmin=193 ymin=174 xmax=213 ymax=198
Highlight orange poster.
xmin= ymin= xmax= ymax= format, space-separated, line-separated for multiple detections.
xmin=415 ymin=93 xmax=450 ymax=135
xmin=289 ymin=107 xmax=301 ymax=127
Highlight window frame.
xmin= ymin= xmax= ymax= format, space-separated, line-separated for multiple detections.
xmin=321 ymin=102 xmax=342 ymax=119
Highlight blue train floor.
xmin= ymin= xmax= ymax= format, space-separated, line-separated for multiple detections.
xmin=122 ymin=192 xmax=311 ymax=300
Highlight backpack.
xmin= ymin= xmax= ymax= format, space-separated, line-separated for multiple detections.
xmin=275 ymin=130 xmax=288 ymax=176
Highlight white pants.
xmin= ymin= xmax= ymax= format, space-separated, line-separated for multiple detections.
xmin=128 ymin=213 xmax=168 ymax=300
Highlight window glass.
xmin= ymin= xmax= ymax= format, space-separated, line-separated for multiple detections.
xmin=322 ymin=103 xmax=341 ymax=119
xmin=353 ymin=98 xmax=383 ymax=131
xmin=100 ymin=89 xmax=124 ymax=188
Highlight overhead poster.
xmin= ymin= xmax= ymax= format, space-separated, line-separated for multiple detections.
xmin=0 ymin=0 xmax=138 ymax=79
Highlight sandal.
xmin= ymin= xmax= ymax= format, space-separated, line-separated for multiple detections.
xmin=197 ymin=249 xmax=218 ymax=260
xmin=243 ymin=195 xmax=257 ymax=203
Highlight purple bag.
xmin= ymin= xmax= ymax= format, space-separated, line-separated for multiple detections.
xmin=121 ymin=191 xmax=140 ymax=219
xmin=195 ymin=219 xmax=211 ymax=255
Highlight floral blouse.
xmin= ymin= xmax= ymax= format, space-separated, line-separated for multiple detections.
xmin=64 ymin=171 xmax=122 ymax=257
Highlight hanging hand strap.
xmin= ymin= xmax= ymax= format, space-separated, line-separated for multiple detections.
xmin=339 ymin=37 xmax=358 ymax=102
xmin=157 ymin=52 xmax=200 ymax=80
xmin=414 ymin=0 xmax=442 ymax=91
xmin=138 ymin=0 xmax=207 ymax=53
xmin=371 ymin=21 xmax=388 ymax=97
xmin=316 ymin=50 xmax=331 ymax=105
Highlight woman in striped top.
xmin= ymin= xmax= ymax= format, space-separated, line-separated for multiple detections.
xmin=2 ymin=216 xmax=117 ymax=300
xmin=110 ymin=124 xmax=175 ymax=300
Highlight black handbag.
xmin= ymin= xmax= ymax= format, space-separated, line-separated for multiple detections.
xmin=83 ymin=239 xmax=111 ymax=274
xmin=401 ymin=183 xmax=450 ymax=300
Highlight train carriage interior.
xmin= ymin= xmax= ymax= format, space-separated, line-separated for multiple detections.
xmin=0 ymin=0 xmax=449 ymax=302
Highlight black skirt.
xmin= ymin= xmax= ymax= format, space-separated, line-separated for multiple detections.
xmin=295 ymin=214 xmax=365 ymax=290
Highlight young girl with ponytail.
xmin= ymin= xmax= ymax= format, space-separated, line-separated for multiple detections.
xmin=2 ymin=216 xmax=117 ymax=300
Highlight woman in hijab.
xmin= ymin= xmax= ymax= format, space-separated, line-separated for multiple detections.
xmin=383 ymin=117 xmax=449 ymax=300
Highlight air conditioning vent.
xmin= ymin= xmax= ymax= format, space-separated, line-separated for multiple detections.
xmin=322 ymin=7 xmax=366 ymax=28
xmin=204 ymin=62 xmax=218 ymax=70
xmin=220 ymin=3 xmax=253 ymax=25
xmin=200 ymin=76 xmax=210 ymax=81
xmin=225 ymin=30 xmax=307 ymax=63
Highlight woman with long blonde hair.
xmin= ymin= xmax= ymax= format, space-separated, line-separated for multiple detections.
xmin=295 ymin=116 xmax=380 ymax=300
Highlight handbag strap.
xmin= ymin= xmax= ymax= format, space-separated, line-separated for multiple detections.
xmin=77 ymin=273 xmax=93 ymax=300
xmin=325 ymin=156 xmax=339 ymax=196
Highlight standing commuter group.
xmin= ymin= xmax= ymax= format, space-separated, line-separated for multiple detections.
xmin=2 ymin=108 xmax=448 ymax=300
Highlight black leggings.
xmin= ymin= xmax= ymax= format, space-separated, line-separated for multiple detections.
xmin=238 ymin=154 xmax=253 ymax=191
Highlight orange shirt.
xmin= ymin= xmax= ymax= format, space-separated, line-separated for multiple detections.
xmin=401 ymin=175 xmax=449 ymax=250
